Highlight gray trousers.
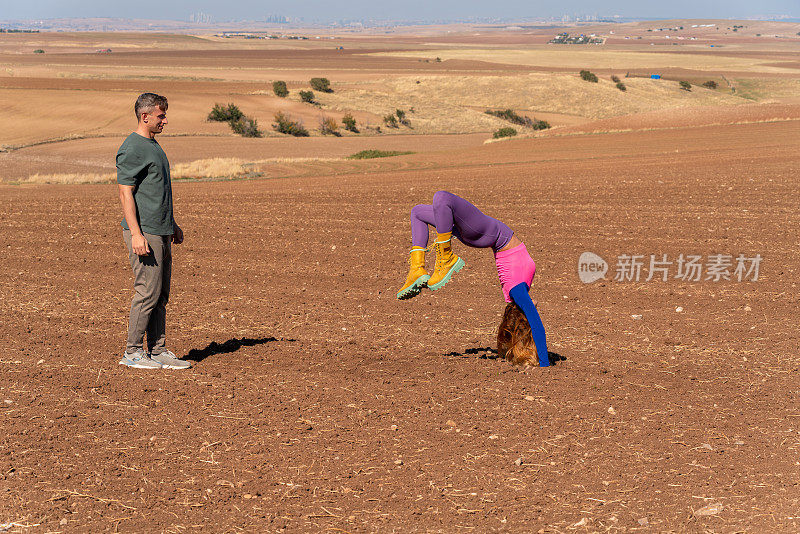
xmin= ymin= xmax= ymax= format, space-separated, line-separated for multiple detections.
xmin=123 ymin=230 xmax=172 ymax=354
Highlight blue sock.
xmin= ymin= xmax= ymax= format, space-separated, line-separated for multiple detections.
xmin=509 ymin=283 xmax=550 ymax=367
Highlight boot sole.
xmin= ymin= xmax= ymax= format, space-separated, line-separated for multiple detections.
xmin=397 ymin=274 xmax=431 ymax=300
xmin=427 ymin=257 xmax=466 ymax=291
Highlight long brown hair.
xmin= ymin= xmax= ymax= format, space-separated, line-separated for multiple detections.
xmin=497 ymin=303 xmax=538 ymax=366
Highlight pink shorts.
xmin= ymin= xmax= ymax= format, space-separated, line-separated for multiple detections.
xmin=495 ymin=243 xmax=536 ymax=303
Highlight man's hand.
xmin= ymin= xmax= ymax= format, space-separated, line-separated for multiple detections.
xmin=131 ymin=233 xmax=150 ymax=256
xmin=172 ymin=224 xmax=184 ymax=245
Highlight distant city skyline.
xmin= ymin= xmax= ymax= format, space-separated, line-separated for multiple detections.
xmin=2 ymin=0 xmax=798 ymax=24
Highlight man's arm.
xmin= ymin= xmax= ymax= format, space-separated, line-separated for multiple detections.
xmin=118 ymin=184 xmax=150 ymax=256
xmin=508 ymin=283 xmax=550 ymax=367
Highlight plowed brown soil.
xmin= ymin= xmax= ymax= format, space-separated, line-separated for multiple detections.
xmin=2 ymin=118 xmax=799 ymax=532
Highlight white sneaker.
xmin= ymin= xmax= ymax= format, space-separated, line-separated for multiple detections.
xmin=150 ymin=350 xmax=192 ymax=369
xmin=119 ymin=349 xmax=162 ymax=369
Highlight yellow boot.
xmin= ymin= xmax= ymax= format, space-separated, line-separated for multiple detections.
xmin=427 ymin=232 xmax=466 ymax=291
xmin=397 ymin=247 xmax=430 ymax=300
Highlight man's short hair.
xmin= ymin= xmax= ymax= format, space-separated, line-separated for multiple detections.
xmin=134 ymin=93 xmax=168 ymax=121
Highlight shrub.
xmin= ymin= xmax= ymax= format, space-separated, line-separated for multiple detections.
xmin=33 ymin=49 xmax=44 ymax=54
xmin=580 ymin=70 xmax=598 ymax=83
xmin=208 ymin=103 xmax=243 ymax=123
xmin=616 ymin=82 xmax=627 ymax=92
xmin=230 ymin=117 xmax=262 ymax=138
xmin=299 ymin=90 xmax=315 ymax=103
xmin=348 ymin=150 xmax=414 ymax=160
xmin=435 ymin=57 xmax=442 ymax=62
xmin=310 ymin=77 xmax=332 ymax=92
xmin=485 ymin=108 xmax=526 ymax=125
xmin=273 ymin=111 xmax=309 ymax=137
xmin=702 ymin=80 xmax=718 ymax=89
xmin=207 ymin=103 xmax=261 ymax=137
xmin=342 ymin=113 xmax=358 ymax=133
xmin=531 ymin=119 xmax=550 ymax=130
xmin=319 ymin=116 xmax=340 ymax=136
xmin=493 ymin=127 xmax=517 ymax=139
xmin=395 ymin=109 xmax=410 ymax=126
xmin=485 ymin=109 xmax=550 ymax=130
xmin=679 ymin=80 xmax=692 ymax=91
xmin=611 ymin=75 xmax=620 ymax=83
xmin=273 ymin=80 xmax=288 ymax=97
xmin=383 ymin=114 xmax=399 ymax=128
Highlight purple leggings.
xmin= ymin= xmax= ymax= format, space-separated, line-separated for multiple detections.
xmin=410 ymin=191 xmax=513 ymax=252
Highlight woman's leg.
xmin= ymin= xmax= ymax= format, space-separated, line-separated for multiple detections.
xmin=432 ymin=190 xmax=512 ymax=250
xmin=427 ymin=192 xmax=470 ymax=290
xmin=410 ymin=204 xmax=435 ymax=248
xmin=398 ymin=204 xmax=435 ymax=300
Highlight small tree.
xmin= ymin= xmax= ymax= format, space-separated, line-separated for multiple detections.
xmin=342 ymin=113 xmax=358 ymax=133
xmin=702 ymin=80 xmax=718 ymax=89
xmin=230 ymin=117 xmax=262 ymax=138
xmin=611 ymin=75 xmax=620 ymax=83
xmin=299 ymin=90 xmax=315 ymax=103
xmin=493 ymin=127 xmax=517 ymax=139
xmin=273 ymin=111 xmax=309 ymax=137
xmin=319 ymin=116 xmax=340 ymax=136
xmin=208 ymin=103 xmax=243 ymax=122
xmin=309 ymin=77 xmax=332 ymax=92
xmin=616 ymin=82 xmax=627 ymax=92
xmin=580 ymin=70 xmax=598 ymax=83
xmin=383 ymin=114 xmax=399 ymax=128
xmin=273 ymin=80 xmax=288 ymax=97
xmin=679 ymin=80 xmax=692 ymax=91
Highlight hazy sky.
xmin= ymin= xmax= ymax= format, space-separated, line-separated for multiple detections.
xmin=4 ymin=0 xmax=799 ymax=22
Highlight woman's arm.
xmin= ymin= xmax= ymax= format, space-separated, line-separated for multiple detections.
xmin=509 ymin=282 xmax=550 ymax=367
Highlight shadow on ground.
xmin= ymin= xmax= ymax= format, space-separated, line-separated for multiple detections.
xmin=186 ymin=336 xmax=287 ymax=363
xmin=448 ymin=346 xmax=566 ymax=366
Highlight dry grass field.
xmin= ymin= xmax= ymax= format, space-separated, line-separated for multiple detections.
xmin=373 ymin=47 xmax=798 ymax=73
xmin=1 ymin=21 xmax=800 ymax=532
xmin=1 ymin=19 xmax=799 ymax=171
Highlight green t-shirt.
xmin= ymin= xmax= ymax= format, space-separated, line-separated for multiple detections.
xmin=116 ymin=133 xmax=174 ymax=235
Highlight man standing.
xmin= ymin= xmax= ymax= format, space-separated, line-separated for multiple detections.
xmin=117 ymin=93 xmax=190 ymax=369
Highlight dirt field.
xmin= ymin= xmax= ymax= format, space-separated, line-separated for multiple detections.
xmin=1 ymin=116 xmax=799 ymax=531
xmin=2 ymin=21 xmax=800 ymax=532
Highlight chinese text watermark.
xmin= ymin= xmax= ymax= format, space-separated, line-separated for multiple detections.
xmin=578 ymin=252 xmax=761 ymax=284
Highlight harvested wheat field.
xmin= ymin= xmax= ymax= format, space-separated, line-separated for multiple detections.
xmin=2 ymin=21 xmax=800 ymax=533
